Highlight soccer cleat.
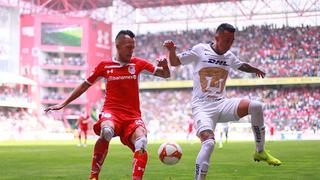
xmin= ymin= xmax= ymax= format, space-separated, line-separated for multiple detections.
xmin=253 ymin=150 xmax=281 ymax=166
xmin=89 ymin=174 xmax=99 ymax=180
xmin=89 ymin=178 xmax=97 ymax=180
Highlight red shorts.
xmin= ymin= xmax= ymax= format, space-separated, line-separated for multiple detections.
xmin=93 ymin=111 xmax=146 ymax=152
xmin=79 ymin=125 xmax=88 ymax=132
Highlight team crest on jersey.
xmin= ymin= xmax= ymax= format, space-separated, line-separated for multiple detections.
xmin=128 ymin=66 xmax=135 ymax=74
xmin=102 ymin=113 xmax=112 ymax=118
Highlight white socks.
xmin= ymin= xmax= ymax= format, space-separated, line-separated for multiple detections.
xmin=195 ymin=139 xmax=215 ymax=180
xmin=248 ymin=100 xmax=265 ymax=152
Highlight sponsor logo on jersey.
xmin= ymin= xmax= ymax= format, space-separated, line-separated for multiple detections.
xmin=107 ymin=75 xmax=137 ymax=81
xmin=203 ymin=58 xmax=228 ymax=66
xmin=128 ymin=65 xmax=135 ymax=74
xmin=102 ymin=113 xmax=112 ymax=118
xmin=181 ymin=48 xmax=192 ymax=57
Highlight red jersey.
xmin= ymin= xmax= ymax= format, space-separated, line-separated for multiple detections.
xmin=79 ymin=115 xmax=89 ymax=131
xmin=79 ymin=116 xmax=88 ymax=127
xmin=86 ymin=57 xmax=156 ymax=120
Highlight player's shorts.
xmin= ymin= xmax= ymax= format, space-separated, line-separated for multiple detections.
xmin=192 ymin=98 xmax=241 ymax=137
xmin=93 ymin=111 xmax=146 ymax=152
xmin=79 ymin=125 xmax=88 ymax=132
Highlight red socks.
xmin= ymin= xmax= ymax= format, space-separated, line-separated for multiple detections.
xmin=132 ymin=150 xmax=148 ymax=180
xmin=90 ymin=140 xmax=148 ymax=180
xmin=90 ymin=138 xmax=109 ymax=179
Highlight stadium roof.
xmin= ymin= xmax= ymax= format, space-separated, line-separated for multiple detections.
xmin=0 ymin=72 xmax=37 ymax=85
xmin=22 ymin=0 xmax=112 ymax=12
xmin=121 ymin=0 xmax=236 ymax=9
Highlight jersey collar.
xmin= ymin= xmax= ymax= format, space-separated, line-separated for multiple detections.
xmin=112 ymin=57 xmax=130 ymax=66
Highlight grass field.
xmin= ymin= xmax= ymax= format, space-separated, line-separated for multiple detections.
xmin=0 ymin=140 xmax=319 ymax=180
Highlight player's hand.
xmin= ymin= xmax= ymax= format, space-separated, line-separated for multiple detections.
xmin=163 ymin=40 xmax=176 ymax=52
xmin=44 ymin=104 xmax=65 ymax=113
xmin=156 ymin=58 xmax=168 ymax=67
xmin=254 ymin=68 xmax=266 ymax=78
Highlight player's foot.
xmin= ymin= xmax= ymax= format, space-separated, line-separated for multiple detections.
xmin=253 ymin=150 xmax=281 ymax=166
xmin=83 ymin=144 xmax=87 ymax=147
xmin=77 ymin=143 xmax=81 ymax=147
xmin=219 ymin=144 xmax=223 ymax=149
xmin=89 ymin=174 xmax=98 ymax=180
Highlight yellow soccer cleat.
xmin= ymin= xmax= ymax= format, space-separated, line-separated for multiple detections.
xmin=253 ymin=150 xmax=281 ymax=166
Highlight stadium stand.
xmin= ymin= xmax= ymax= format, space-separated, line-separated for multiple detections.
xmin=136 ymin=25 xmax=319 ymax=81
xmin=140 ymin=86 xmax=320 ymax=140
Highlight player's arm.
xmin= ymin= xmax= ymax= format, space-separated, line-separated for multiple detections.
xmin=238 ymin=63 xmax=266 ymax=78
xmin=154 ymin=58 xmax=170 ymax=78
xmin=44 ymin=81 xmax=91 ymax=113
xmin=163 ymin=40 xmax=181 ymax=66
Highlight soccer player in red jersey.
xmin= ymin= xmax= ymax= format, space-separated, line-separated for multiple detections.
xmin=76 ymin=112 xmax=89 ymax=147
xmin=45 ymin=30 xmax=170 ymax=180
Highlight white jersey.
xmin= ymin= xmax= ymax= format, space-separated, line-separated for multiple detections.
xmin=178 ymin=43 xmax=244 ymax=106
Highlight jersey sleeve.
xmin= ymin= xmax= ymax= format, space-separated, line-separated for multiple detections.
xmin=86 ymin=62 xmax=104 ymax=85
xmin=229 ymin=52 xmax=244 ymax=70
xmin=136 ymin=58 xmax=157 ymax=75
xmin=177 ymin=44 xmax=201 ymax=65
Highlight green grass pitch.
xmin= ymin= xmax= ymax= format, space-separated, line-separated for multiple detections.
xmin=42 ymin=28 xmax=82 ymax=47
xmin=0 ymin=140 xmax=319 ymax=180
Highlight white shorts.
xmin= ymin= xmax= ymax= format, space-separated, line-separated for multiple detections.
xmin=192 ymin=98 xmax=241 ymax=137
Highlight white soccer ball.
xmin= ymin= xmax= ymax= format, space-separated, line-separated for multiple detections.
xmin=158 ymin=142 xmax=182 ymax=165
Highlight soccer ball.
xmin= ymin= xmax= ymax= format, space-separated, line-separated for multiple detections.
xmin=158 ymin=142 xmax=182 ymax=165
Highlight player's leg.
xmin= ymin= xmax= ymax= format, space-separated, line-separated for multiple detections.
xmin=237 ymin=100 xmax=265 ymax=152
xmin=84 ymin=129 xmax=88 ymax=147
xmin=131 ymin=126 xmax=148 ymax=180
xmin=193 ymin=105 xmax=218 ymax=180
xmin=195 ymin=130 xmax=215 ymax=180
xmin=218 ymin=130 xmax=223 ymax=148
xmin=90 ymin=120 xmax=115 ymax=180
xmin=225 ymin=127 xmax=228 ymax=143
xmin=237 ymin=99 xmax=281 ymax=166
xmin=78 ymin=129 xmax=82 ymax=146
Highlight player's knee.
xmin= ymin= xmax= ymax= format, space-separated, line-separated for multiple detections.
xmin=202 ymin=138 xmax=215 ymax=153
xmin=134 ymin=136 xmax=148 ymax=152
xmin=248 ymin=100 xmax=263 ymax=114
xmin=100 ymin=126 xmax=114 ymax=142
xmin=199 ymin=130 xmax=214 ymax=142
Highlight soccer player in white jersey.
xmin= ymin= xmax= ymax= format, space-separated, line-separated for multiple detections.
xmin=163 ymin=23 xmax=281 ymax=180
xmin=217 ymin=122 xmax=229 ymax=149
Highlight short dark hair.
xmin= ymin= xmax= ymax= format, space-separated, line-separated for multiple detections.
xmin=116 ymin=30 xmax=135 ymax=40
xmin=216 ymin=23 xmax=236 ymax=33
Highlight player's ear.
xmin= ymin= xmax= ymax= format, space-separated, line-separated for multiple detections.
xmin=214 ymin=33 xmax=219 ymax=42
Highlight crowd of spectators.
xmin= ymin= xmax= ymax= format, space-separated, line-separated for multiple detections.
xmin=140 ymin=86 xmax=320 ymax=134
xmin=135 ymin=25 xmax=319 ymax=81
xmin=42 ymin=90 xmax=86 ymax=102
xmin=0 ymin=107 xmax=66 ymax=140
xmin=1 ymin=25 xmax=319 ymax=140
xmin=1 ymin=85 xmax=318 ymax=139
xmin=0 ymin=85 xmax=31 ymax=104
xmin=43 ymin=74 xmax=83 ymax=84
xmin=43 ymin=55 xmax=85 ymax=66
